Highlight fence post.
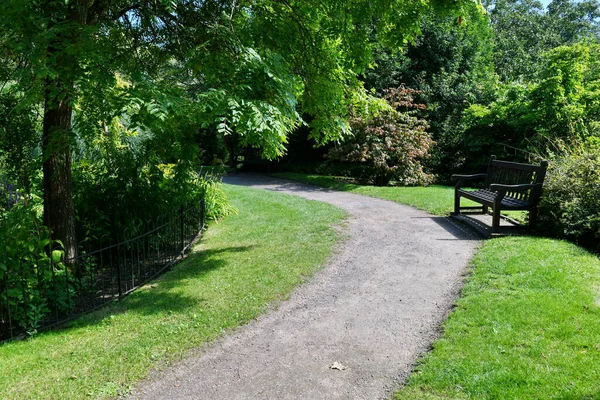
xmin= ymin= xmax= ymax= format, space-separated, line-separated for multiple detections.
xmin=116 ymin=237 xmax=123 ymax=299
xmin=180 ymin=205 xmax=185 ymax=254
xmin=200 ymin=195 xmax=206 ymax=231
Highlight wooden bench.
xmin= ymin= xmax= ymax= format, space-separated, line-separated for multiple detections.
xmin=452 ymin=156 xmax=548 ymax=233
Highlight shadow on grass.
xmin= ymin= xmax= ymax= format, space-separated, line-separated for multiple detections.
xmin=55 ymin=245 xmax=255 ymax=332
xmin=224 ymin=173 xmax=360 ymax=193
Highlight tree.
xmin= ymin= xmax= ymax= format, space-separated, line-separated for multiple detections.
xmin=487 ymin=0 xmax=600 ymax=82
xmin=0 ymin=0 xmax=474 ymax=258
xmin=460 ymin=42 xmax=600 ymax=168
xmin=325 ymin=87 xmax=434 ymax=186
xmin=364 ymin=4 xmax=496 ymax=178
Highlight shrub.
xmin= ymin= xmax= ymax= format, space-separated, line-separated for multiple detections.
xmin=0 ymin=200 xmax=71 ymax=337
xmin=0 ymin=94 xmax=40 ymax=195
xmin=195 ymin=166 xmax=238 ymax=221
xmin=538 ymin=142 xmax=600 ymax=251
xmin=325 ymin=87 xmax=434 ymax=186
xmin=72 ymin=118 xmax=209 ymax=246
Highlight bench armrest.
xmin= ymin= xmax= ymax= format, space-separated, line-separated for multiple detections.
xmin=451 ymin=173 xmax=487 ymax=181
xmin=489 ymin=183 xmax=541 ymax=192
xmin=489 ymin=183 xmax=543 ymax=205
xmin=452 ymin=173 xmax=487 ymax=190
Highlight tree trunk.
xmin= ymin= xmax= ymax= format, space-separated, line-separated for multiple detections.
xmin=42 ymin=82 xmax=77 ymax=262
xmin=224 ymin=133 xmax=237 ymax=170
xmin=40 ymin=0 xmax=96 ymax=263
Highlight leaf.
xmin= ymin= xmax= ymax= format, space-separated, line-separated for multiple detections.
xmin=52 ymin=250 xmax=64 ymax=263
xmin=330 ymin=362 xmax=347 ymax=371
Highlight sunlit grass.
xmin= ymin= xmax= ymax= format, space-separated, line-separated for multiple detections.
xmin=395 ymin=237 xmax=600 ymax=399
xmin=0 ymin=184 xmax=346 ymax=399
xmin=275 ymin=173 xmax=528 ymax=221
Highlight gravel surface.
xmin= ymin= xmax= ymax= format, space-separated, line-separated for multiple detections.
xmin=130 ymin=174 xmax=480 ymax=400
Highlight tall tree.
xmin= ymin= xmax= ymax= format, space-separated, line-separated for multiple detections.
xmin=487 ymin=0 xmax=600 ymax=82
xmin=0 ymin=0 xmax=474 ymax=259
xmin=1 ymin=0 xmax=190 ymax=259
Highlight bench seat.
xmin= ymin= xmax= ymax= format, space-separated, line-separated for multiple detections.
xmin=458 ymin=188 xmax=531 ymax=210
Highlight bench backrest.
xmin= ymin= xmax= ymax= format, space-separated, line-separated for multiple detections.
xmin=484 ymin=156 xmax=548 ymax=203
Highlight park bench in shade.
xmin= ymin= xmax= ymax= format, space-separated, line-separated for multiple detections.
xmin=452 ymin=156 xmax=548 ymax=233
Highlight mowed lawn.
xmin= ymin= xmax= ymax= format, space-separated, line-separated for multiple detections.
xmin=0 ymin=184 xmax=346 ymax=399
xmin=396 ymin=237 xmax=600 ymax=400
xmin=278 ymin=173 xmax=600 ymax=399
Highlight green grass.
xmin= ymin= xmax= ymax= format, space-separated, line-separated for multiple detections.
xmin=0 ymin=184 xmax=346 ymax=399
xmin=274 ymin=172 xmax=457 ymax=216
xmin=395 ymin=237 xmax=600 ymax=400
xmin=276 ymin=172 xmax=600 ymax=399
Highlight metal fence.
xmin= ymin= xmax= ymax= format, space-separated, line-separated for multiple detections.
xmin=1 ymin=198 xmax=205 ymax=342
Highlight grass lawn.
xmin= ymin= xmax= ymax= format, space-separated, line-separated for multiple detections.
xmin=396 ymin=237 xmax=600 ymax=399
xmin=0 ymin=184 xmax=346 ymax=399
xmin=278 ymin=172 xmax=600 ymax=399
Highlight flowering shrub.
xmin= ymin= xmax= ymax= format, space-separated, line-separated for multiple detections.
xmin=325 ymin=87 xmax=434 ymax=186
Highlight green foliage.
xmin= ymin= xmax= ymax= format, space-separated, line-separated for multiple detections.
xmin=531 ymin=43 xmax=600 ymax=142
xmin=488 ymin=0 xmax=600 ymax=82
xmin=0 ymin=201 xmax=71 ymax=336
xmin=460 ymin=83 xmax=536 ymax=170
xmin=0 ymin=93 xmax=40 ymax=194
xmin=538 ymin=141 xmax=600 ymax=251
xmin=73 ymin=142 xmax=205 ymax=245
xmin=200 ymin=177 xmax=238 ymax=221
xmin=324 ymin=88 xmax=434 ymax=186
xmin=461 ymin=42 xmax=600 ymax=170
xmin=364 ymin=4 xmax=497 ymax=180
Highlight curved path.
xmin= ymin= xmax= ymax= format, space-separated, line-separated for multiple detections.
xmin=130 ymin=174 xmax=480 ymax=400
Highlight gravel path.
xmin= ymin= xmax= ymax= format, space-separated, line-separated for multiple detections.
xmin=130 ymin=174 xmax=480 ymax=400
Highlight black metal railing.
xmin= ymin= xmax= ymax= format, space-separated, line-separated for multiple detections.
xmin=0 ymin=198 xmax=205 ymax=342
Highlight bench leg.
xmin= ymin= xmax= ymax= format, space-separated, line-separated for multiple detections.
xmin=492 ymin=208 xmax=501 ymax=233
xmin=454 ymin=192 xmax=461 ymax=215
xmin=529 ymin=208 xmax=538 ymax=230
xmin=482 ymin=205 xmax=489 ymax=214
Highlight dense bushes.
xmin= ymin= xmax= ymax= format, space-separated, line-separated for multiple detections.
xmin=461 ymin=44 xmax=600 ymax=168
xmin=0 ymin=94 xmax=40 ymax=194
xmin=538 ymin=142 xmax=600 ymax=251
xmin=0 ymin=200 xmax=70 ymax=335
xmin=323 ymin=88 xmax=434 ymax=186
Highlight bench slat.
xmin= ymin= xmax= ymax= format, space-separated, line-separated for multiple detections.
xmin=457 ymin=189 xmax=531 ymax=209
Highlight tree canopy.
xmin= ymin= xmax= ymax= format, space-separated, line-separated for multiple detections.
xmin=0 ymin=0 xmax=476 ymax=257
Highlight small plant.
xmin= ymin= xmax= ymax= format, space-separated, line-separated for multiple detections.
xmin=199 ymin=172 xmax=238 ymax=221
xmin=0 ymin=175 xmax=23 ymax=211
xmin=325 ymin=87 xmax=434 ymax=186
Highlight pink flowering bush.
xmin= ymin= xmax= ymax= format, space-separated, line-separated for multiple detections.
xmin=325 ymin=87 xmax=434 ymax=186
